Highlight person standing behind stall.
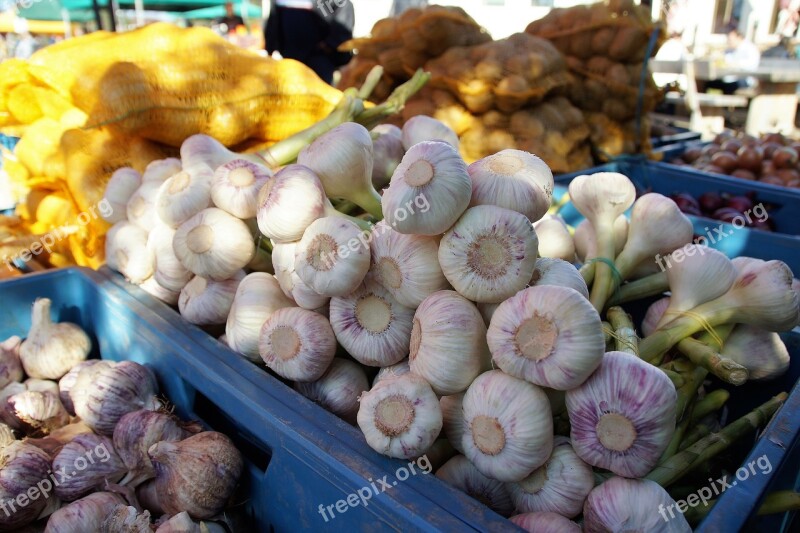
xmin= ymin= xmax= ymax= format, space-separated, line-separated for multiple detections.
xmin=264 ymin=0 xmax=354 ymax=85
xmin=705 ymin=24 xmax=761 ymax=94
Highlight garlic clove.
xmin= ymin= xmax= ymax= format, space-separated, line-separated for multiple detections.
xmin=294 ymin=216 xmax=370 ymax=297
xmin=106 ymin=221 xmax=155 ymax=284
xmin=271 ymin=242 xmax=329 ymax=310
xmin=372 ymin=359 xmax=411 ymax=387
xmin=440 ymin=392 xmax=466 ymax=454
xmin=642 ymin=296 xmax=671 ymax=337
xmin=510 ymin=512 xmax=582 ymax=533
xmin=357 ymin=372 xmax=442 ymax=459
xmin=173 ymin=207 xmax=255 ymax=281
xmin=529 ymin=257 xmax=589 ymax=300
xmin=583 ymin=477 xmax=691 ymax=533
xmin=573 ymin=216 xmax=628 ymax=262
xmin=258 ymin=307 xmax=336 ymax=382
xmin=402 ymin=115 xmax=460 ymax=150
xmin=8 ymin=390 xmax=69 ymax=435
xmin=439 ymin=205 xmax=539 ymax=303
xmin=126 ymin=179 xmax=163 ymax=232
xmin=149 ymin=431 xmax=244 ymax=520
xmin=461 ymin=370 xmax=553 ymax=482
xmin=0 ymin=442 xmax=60 ymax=529
xmin=566 ymin=351 xmax=676 ymax=478
xmin=211 ymin=158 xmax=273 ymax=219
xmin=295 ymin=358 xmax=369 ymax=425
xmin=435 ymin=454 xmax=514 ymax=517
xmin=533 ymin=215 xmax=575 ymax=261
xmin=371 ymin=124 xmax=405 ymax=190
xmin=382 ymin=141 xmax=471 ymax=236
xmin=225 ymin=272 xmax=295 ymax=361
xmin=178 ymin=272 xmax=245 ymax=326
xmin=721 ymin=325 xmax=790 ymax=380
xmin=44 ymin=492 xmax=127 ymax=533
xmin=0 ymin=335 xmax=23 ymax=389
xmin=488 ymin=285 xmax=604 ymax=390
xmin=52 ymin=433 xmax=127 ymax=501
xmin=329 ymin=277 xmax=414 ymax=367
xmin=409 ymin=290 xmax=491 ymax=396
xmin=20 ymin=298 xmax=91 ymax=380
xmin=369 ymin=221 xmax=448 ymax=308
xmin=142 ymin=157 xmax=182 ymax=183
xmin=156 ymin=163 xmax=214 ymax=229
xmin=508 ymin=436 xmax=594 ymax=518
xmin=102 ymin=168 xmax=142 ymax=223
xmin=101 ymin=505 xmax=152 ymax=533
xmin=468 ymin=149 xmax=554 ymax=223
xmin=147 ymin=223 xmax=193 ymax=292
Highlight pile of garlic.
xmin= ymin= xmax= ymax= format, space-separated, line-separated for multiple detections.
xmin=103 ymin=116 xmax=799 ymax=531
xmin=0 ymin=298 xmax=244 ymax=531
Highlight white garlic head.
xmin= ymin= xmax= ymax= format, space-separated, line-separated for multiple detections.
xmin=371 ymin=124 xmax=405 ymax=190
xmin=402 ymin=115 xmax=460 ymax=150
xmin=258 ymin=307 xmax=336 ymax=382
xmin=533 ymin=215 xmax=575 ymax=262
xmin=295 ymin=358 xmax=369 ymax=424
xmin=436 ymin=454 xmax=514 ymax=517
xmin=126 ymin=179 xmax=162 ymax=232
xmin=19 ymin=298 xmax=90 ymax=380
xmin=721 ymin=325 xmax=790 ymax=381
xmin=271 ymin=241 xmax=329 ymax=310
xmin=211 ymin=159 xmax=273 ymax=219
xmin=440 ymin=392 xmax=466 ymax=454
xmin=102 ymin=168 xmax=141 ymax=223
xmin=0 ymin=335 xmax=23 ymax=389
xmin=142 ymin=157 xmax=182 ymax=183
xmin=178 ymin=272 xmax=244 ymax=326
xmin=529 ymin=257 xmax=589 ymax=299
xmin=105 ymin=221 xmax=155 ymax=284
xmin=147 ymin=223 xmax=192 ymax=292
xmin=510 ymin=512 xmax=582 ymax=533
xmin=156 ymin=163 xmax=214 ymax=229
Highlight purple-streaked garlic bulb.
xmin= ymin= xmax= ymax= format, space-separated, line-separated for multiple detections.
xmin=401 ymin=115 xmax=460 ymax=150
xmin=0 ymin=441 xmax=52 ymax=530
xmin=329 ymin=277 xmax=414 ymax=367
xmin=409 ymin=290 xmax=491 ymax=396
xmin=487 ymin=286 xmax=604 ymax=390
xmin=583 ymin=477 xmax=691 ymax=533
xmin=58 ymin=360 xmax=100 ymax=416
xmin=271 ymin=241 xmax=329 ymax=310
xmin=0 ymin=336 xmax=23 ymax=389
xmin=258 ymin=307 xmax=336 ymax=382
xmin=0 ymin=382 xmax=26 ymax=429
xmin=533 ymin=215 xmax=575 ymax=261
xmin=436 ymin=454 xmax=513 ymax=517
xmin=295 ymin=358 xmax=369 ymax=424
xmin=101 ymin=504 xmax=152 ymax=533
xmin=371 ymin=124 xmax=404 ymax=189
xmin=440 ymin=392 xmax=466 ymax=454
xmin=369 ymin=221 xmax=448 ymax=308
xmin=211 ymin=159 xmax=273 ymax=219
xmin=178 ymin=272 xmax=244 ymax=326
xmin=642 ymin=297 xmax=670 ymax=337
xmin=8 ymin=390 xmax=69 ymax=435
xmin=357 ymin=372 xmax=442 ymax=459
xmin=294 ymin=217 xmax=370 ymax=297
xmin=566 ymin=351 xmax=676 ymax=478
xmin=136 ymin=479 xmax=163 ymax=515
xmin=382 ymin=141 xmax=471 ymax=235
xmin=510 ymin=512 xmax=582 ymax=533
xmin=439 ymin=205 xmax=539 ymax=303
xmin=721 ymin=325 xmax=790 ymax=380
xmin=529 ymin=257 xmax=589 ymax=299
xmin=461 ymin=370 xmax=553 ymax=482
xmin=44 ymin=492 xmax=127 ymax=533
xmin=52 ymin=433 xmax=126 ymax=501
xmin=508 ymin=436 xmax=593 ymax=517
xmin=573 ymin=216 xmax=628 ymax=263
xmin=372 ymin=359 xmax=411 ymax=387
xmin=468 ymin=149 xmax=554 ymax=223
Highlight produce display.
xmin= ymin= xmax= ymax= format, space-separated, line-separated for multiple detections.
xmin=0 ymin=298 xmax=244 ymax=530
xmin=670 ymin=191 xmax=775 ymax=232
xmin=101 ymin=110 xmax=800 ymax=529
xmin=667 ymin=132 xmax=800 ymax=189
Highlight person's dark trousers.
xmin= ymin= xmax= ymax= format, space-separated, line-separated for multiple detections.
xmin=704 ymin=79 xmax=745 ymax=95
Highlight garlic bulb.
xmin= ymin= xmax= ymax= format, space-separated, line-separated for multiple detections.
xmin=149 ymin=431 xmax=244 ymax=519
xmin=440 ymin=393 xmax=466 ymax=454
xmin=102 ymin=505 xmax=152 ymax=533
xmin=178 ymin=272 xmax=244 ymax=326
xmin=721 ymin=325 xmax=790 ymax=380
xmin=8 ymin=390 xmax=69 ymax=435
xmin=180 ymin=134 xmax=263 ymax=170
xmin=330 ymin=277 xmax=414 ymax=367
xmin=114 ymin=409 xmax=195 ymax=487
xmin=271 ymin=242 xmax=329 ymax=310
xmin=155 ymin=511 xmax=227 ymax=533
xmin=156 ymin=163 xmax=214 ymax=228
xmin=225 ymin=272 xmax=295 ymax=361
xmin=147 ymin=223 xmax=192 ymax=292
xmin=566 ymin=351 xmax=676 ymax=478
xmin=435 ymin=454 xmax=513 ymax=516
xmin=476 ymin=302 xmax=500 ymax=327
xmin=256 ymin=164 xmax=341 ymax=244
xmin=468 ymin=149 xmax=554 ymax=223
xmin=533 ymin=215 xmax=575 ymax=261
xmin=510 ymin=512 xmax=582 ymax=533
xmin=139 ymin=276 xmax=181 ymax=306
xmin=409 ymin=290 xmax=490 ymax=395
xmin=369 ymin=221 xmax=448 ymax=308
xmin=0 ymin=382 xmax=26 ymax=429
xmin=211 ymin=159 xmax=273 ymax=219
xmin=102 ymin=168 xmax=142 ymax=223
xmin=462 ymin=370 xmax=553 ymax=482
xmin=136 ymin=479 xmax=163 ymax=515
xmin=52 ymin=433 xmax=126 ymax=501
xmin=642 ymin=297 xmax=670 ymax=337
xmin=295 ymin=358 xmax=369 ymax=424
xmin=295 ymin=216 xmax=370 ymax=297
xmin=357 ymin=372 xmax=442 ymax=459
xmin=105 ymin=221 xmax=155 ymax=284
xmin=573 ymin=216 xmax=628 ymax=262
xmin=583 ymin=477 xmax=691 ymax=533
xmin=20 ymin=298 xmax=90 ymax=380
xmin=402 ymin=115 xmax=460 ymax=150
xmin=127 ymin=179 xmax=162 ymax=232
xmin=24 ymin=377 xmax=59 ymax=394
xmin=529 ymin=257 xmax=590 ymax=299
xmin=0 ymin=336 xmax=23 ymax=389
xmin=44 ymin=492 xmax=126 ymax=533
xmin=0 ymin=423 xmax=13 ymax=448
xmin=142 ymin=157 xmax=182 ymax=183
xmin=25 ymin=421 xmax=93 ymax=458
xmin=0 ymin=442 xmax=53 ymax=530
xmin=487 ymin=286 xmax=604 ymax=390
xmin=372 ymin=359 xmax=411 ymax=387
xmin=71 ymin=361 xmax=160 ymax=436
xmin=258 ymin=307 xmax=336 ymax=381
xmin=382 ymin=141 xmax=471 ymax=235
xmin=58 ymin=360 xmax=99 ymax=416
xmin=439 ymin=205 xmax=539 ymax=303
xmin=297 ymin=122 xmax=382 ymax=218
xmin=371 ymin=124 xmax=405 ymax=190
xmin=509 ymin=436 xmax=594 ymax=517
xmin=173 ymin=207 xmax=255 ymax=281
xmin=656 ymin=245 xmax=737 ymax=329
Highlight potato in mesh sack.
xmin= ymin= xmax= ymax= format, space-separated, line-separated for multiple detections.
xmin=585 ymin=112 xmax=653 ymax=161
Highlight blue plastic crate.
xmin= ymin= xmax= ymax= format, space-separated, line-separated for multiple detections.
xmin=8 ymin=267 xmax=514 ymax=532
xmin=0 ymin=133 xmax=20 ymax=154
xmin=651 ymin=129 xmax=702 ymax=149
